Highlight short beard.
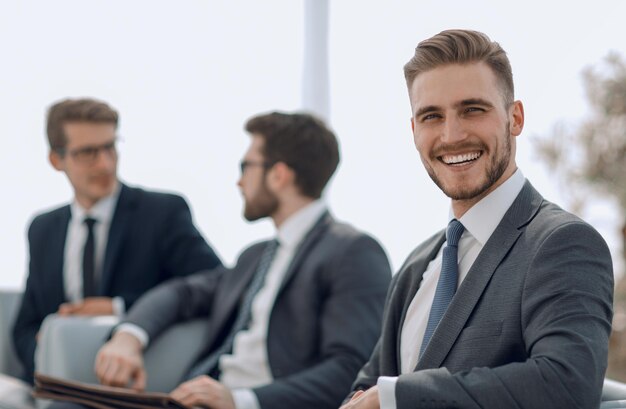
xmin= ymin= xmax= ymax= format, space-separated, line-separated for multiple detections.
xmin=426 ymin=122 xmax=512 ymax=201
xmin=243 ymin=176 xmax=279 ymax=222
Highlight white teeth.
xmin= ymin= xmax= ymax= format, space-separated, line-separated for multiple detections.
xmin=442 ymin=151 xmax=481 ymax=164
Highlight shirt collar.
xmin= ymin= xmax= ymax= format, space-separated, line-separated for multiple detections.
xmin=449 ymin=169 xmax=525 ymax=246
xmin=70 ymin=182 xmax=121 ymax=224
xmin=276 ymin=199 xmax=327 ymax=250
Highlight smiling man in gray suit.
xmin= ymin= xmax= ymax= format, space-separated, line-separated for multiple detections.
xmin=342 ymin=30 xmax=614 ymax=409
xmin=60 ymin=112 xmax=392 ymax=409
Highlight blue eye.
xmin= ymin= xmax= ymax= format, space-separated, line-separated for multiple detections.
xmin=422 ymin=113 xmax=441 ymax=122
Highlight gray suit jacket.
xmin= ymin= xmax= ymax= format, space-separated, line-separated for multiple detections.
xmin=123 ymin=212 xmax=391 ymax=409
xmin=351 ymin=181 xmax=614 ymax=409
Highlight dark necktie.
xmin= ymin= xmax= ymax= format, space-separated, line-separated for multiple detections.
xmin=419 ymin=219 xmax=465 ymax=358
xmin=82 ymin=217 xmax=98 ymax=298
xmin=185 ymin=239 xmax=280 ymax=380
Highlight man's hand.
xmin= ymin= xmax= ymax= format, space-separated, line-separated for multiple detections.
xmin=58 ymin=297 xmax=114 ymax=315
xmin=339 ymin=386 xmax=380 ymax=409
xmin=170 ymin=376 xmax=235 ymax=409
xmin=95 ymin=331 xmax=146 ymax=391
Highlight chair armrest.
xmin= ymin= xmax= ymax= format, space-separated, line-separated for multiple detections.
xmin=35 ymin=314 xmax=118 ymax=385
xmin=600 ymin=401 xmax=626 ymax=409
xmin=35 ymin=315 xmax=207 ymax=392
xmin=143 ymin=319 xmax=208 ymax=392
xmin=0 ymin=289 xmax=25 ymax=378
xmin=604 ymin=379 xmax=626 ymax=402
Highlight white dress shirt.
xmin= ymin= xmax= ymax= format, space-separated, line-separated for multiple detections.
xmin=378 ymin=170 xmax=525 ymax=409
xmin=221 ymin=199 xmax=327 ymax=409
xmin=118 ymin=199 xmax=328 ymax=409
xmin=64 ymin=182 xmax=124 ymax=314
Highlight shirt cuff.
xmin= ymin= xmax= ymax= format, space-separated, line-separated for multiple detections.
xmin=378 ymin=376 xmax=398 ymax=409
xmin=232 ymin=388 xmax=261 ymax=409
xmin=114 ymin=323 xmax=150 ymax=348
xmin=112 ymin=296 xmax=125 ymax=317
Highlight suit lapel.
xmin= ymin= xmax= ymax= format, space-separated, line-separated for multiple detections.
xmin=100 ymin=184 xmax=135 ymax=295
xmin=416 ymin=181 xmax=542 ymax=370
xmin=204 ymin=212 xmax=331 ymax=354
xmin=275 ymin=211 xmax=331 ymax=296
xmin=199 ymin=243 xmax=270 ymax=358
xmin=395 ymin=231 xmax=445 ymax=370
xmin=48 ymin=207 xmax=71 ymax=306
xmin=211 ymin=252 xmax=261 ymax=332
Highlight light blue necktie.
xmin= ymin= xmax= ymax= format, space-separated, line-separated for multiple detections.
xmin=419 ymin=219 xmax=465 ymax=358
xmin=185 ymin=239 xmax=280 ymax=380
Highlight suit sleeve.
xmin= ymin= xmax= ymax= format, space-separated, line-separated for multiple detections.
xmin=394 ymin=221 xmax=613 ymax=409
xmin=159 ymin=195 xmax=221 ymax=275
xmin=12 ymin=281 xmax=38 ymax=382
xmin=123 ymin=195 xmax=221 ymax=309
xmin=253 ymin=235 xmax=392 ymax=409
xmin=121 ymin=268 xmax=224 ymax=341
xmin=12 ymin=220 xmax=45 ymax=382
xmin=348 ymin=272 xmax=404 ymax=396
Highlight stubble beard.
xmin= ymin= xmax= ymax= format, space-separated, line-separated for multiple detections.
xmin=243 ymin=177 xmax=279 ymax=222
xmin=426 ymin=124 xmax=512 ymax=201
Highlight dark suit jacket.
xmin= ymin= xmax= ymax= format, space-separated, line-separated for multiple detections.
xmin=351 ymin=181 xmax=614 ymax=409
xmin=12 ymin=183 xmax=221 ymax=382
xmin=122 ymin=212 xmax=391 ymax=409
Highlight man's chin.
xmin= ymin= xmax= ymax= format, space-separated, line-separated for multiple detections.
xmin=243 ymin=211 xmax=264 ymax=222
xmin=89 ymin=185 xmax=116 ymax=201
xmin=440 ymin=180 xmax=491 ymax=201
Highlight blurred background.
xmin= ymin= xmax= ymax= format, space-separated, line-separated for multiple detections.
xmin=1 ymin=0 xmax=625 ymax=379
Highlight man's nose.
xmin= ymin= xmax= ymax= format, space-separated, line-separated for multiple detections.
xmin=441 ymin=115 xmax=467 ymax=144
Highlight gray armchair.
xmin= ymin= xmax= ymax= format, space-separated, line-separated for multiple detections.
xmin=35 ymin=314 xmax=207 ymax=393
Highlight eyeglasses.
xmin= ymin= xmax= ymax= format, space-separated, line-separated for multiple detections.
xmin=239 ymin=160 xmax=271 ymax=174
xmin=56 ymin=139 xmax=118 ymax=165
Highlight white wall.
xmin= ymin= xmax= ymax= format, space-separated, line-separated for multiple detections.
xmin=1 ymin=0 xmax=625 ymax=290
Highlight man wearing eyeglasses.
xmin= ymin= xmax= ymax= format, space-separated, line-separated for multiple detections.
xmin=48 ymin=111 xmax=391 ymax=409
xmin=12 ymin=98 xmax=222 ymax=383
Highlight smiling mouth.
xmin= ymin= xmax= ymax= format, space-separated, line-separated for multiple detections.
xmin=439 ymin=151 xmax=483 ymax=166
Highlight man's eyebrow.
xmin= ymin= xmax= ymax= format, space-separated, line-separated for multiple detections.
xmin=456 ymin=98 xmax=494 ymax=108
xmin=414 ymin=105 xmax=441 ymax=118
xmin=414 ymin=98 xmax=495 ymax=118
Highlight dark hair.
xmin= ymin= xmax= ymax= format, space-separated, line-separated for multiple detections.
xmin=46 ymin=98 xmax=119 ymax=150
xmin=245 ymin=112 xmax=340 ymax=199
xmin=404 ymin=29 xmax=514 ymax=105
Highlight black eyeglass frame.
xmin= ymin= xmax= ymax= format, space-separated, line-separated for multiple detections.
xmin=239 ymin=160 xmax=274 ymax=174
xmin=55 ymin=137 xmax=120 ymax=165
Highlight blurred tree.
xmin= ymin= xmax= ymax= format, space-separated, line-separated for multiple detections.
xmin=535 ymin=53 xmax=626 ymax=381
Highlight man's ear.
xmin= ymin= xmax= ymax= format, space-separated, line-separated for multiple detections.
xmin=49 ymin=150 xmax=64 ymax=171
xmin=267 ymin=162 xmax=294 ymax=191
xmin=509 ymin=100 xmax=525 ymax=137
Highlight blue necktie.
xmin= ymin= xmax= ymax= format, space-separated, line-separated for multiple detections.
xmin=185 ymin=239 xmax=280 ymax=380
xmin=419 ymin=219 xmax=465 ymax=358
